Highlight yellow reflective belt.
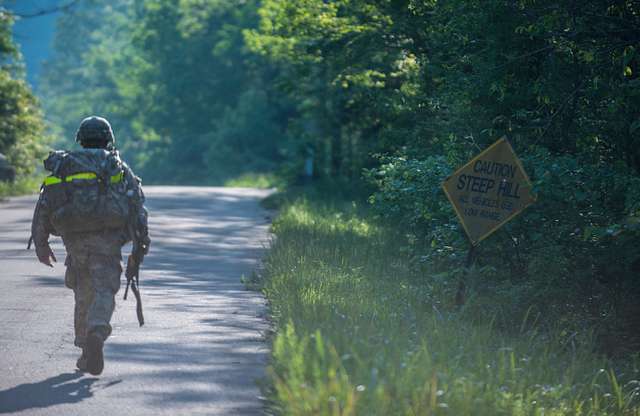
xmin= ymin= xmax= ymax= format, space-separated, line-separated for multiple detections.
xmin=43 ymin=176 xmax=62 ymax=186
xmin=67 ymin=172 xmax=97 ymax=181
xmin=43 ymin=171 xmax=123 ymax=187
xmin=110 ymin=171 xmax=124 ymax=184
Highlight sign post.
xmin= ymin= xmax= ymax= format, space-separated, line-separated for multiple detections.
xmin=441 ymin=137 xmax=535 ymax=246
xmin=442 ymin=137 xmax=535 ymax=305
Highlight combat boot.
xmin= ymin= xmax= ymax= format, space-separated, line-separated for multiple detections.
xmin=76 ymin=349 xmax=88 ymax=372
xmin=86 ymin=331 xmax=104 ymax=375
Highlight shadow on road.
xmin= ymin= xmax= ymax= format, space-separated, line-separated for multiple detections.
xmin=0 ymin=188 xmax=270 ymax=414
xmin=140 ymin=188 xmax=271 ymax=295
xmin=0 ymin=371 xmax=108 ymax=413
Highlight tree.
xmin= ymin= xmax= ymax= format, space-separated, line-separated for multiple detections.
xmin=0 ymin=8 xmax=45 ymax=176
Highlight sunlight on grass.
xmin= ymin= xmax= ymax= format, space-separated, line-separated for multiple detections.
xmin=274 ymin=198 xmax=378 ymax=238
xmin=0 ymin=176 xmax=43 ymax=198
xmin=223 ymin=172 xmax=281 ymax=189
xmin=260 ymin=196 xmax=640 ymax=415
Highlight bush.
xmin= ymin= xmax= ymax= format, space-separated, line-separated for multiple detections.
xmin=366 ymin=145 xmax=640 ymax=353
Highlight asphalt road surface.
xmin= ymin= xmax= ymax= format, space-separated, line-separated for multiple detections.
xmin=0 ymin=186 xmax=273 ymax=415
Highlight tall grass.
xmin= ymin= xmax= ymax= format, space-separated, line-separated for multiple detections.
xmin=260 ymin=194 xmax=640 ymax=415
xmin=0 ymin=176 xmax=42 ymax=199
xmin=224 ymin=172 xmax=282 ymax=189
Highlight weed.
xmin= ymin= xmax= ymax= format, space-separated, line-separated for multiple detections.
xmin=261 ymin=194 xmax=640 ymax=415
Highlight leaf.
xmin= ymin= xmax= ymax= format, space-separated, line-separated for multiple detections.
xmin=531 ymin=232 xmax=543 ymax=241
xmin=582 ymin=51 xmax=594 ymax=63
xmin=624 ymin=66 xmax=633 ymax=77
xmin=623 ymin=46 xmax=636 ymax=66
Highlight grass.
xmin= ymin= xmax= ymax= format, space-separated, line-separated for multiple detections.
xmin=224 ymin=172 xmax=283 ymax=189
xmin=0 ymin=176 xmax=43 ymax=199
xmin=258 ymin=191 xmax=640 ymax=415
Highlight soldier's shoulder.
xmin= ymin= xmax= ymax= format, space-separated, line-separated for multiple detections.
xmin=120 ymin=162 xmax=143 ymax=188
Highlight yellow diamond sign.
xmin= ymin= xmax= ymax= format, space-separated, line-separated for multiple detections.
xmin=441 ymin=137 xmax=535 ymax=245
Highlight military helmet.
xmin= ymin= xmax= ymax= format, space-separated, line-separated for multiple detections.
xmin=75 ymin=116 xmax=115 ymax=148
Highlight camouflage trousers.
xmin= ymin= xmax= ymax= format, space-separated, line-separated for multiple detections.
xmin=65 ymin=253 xmax=122 ymax=348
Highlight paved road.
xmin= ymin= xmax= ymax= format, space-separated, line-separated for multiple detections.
xmin=0 ymin=187 xmax=273 ymax=415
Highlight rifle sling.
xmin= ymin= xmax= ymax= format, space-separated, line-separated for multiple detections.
xmin=131 ymin=280 xmax=144 ymax=327
xmin=123 ymin=275 xmax=144 ymax=327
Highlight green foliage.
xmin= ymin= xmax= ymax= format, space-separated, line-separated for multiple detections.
xmin=246 ymin=0 xmax=640 ymax=354
xmin=367 ymin=147 xmax=640 ymax=351
xmin=39 ymin=1 xmax=134 ymax=150
xmin=246 ymin=0 xmax=429 ymax=178
xmin=0 ymin=174 xmax=43 ymax=198
xmin=42 ymin=0 xmax=640 ymax=184
xmin=224 ymin=172 xmax=282 ymax=189
xmin=248 ymin=0 xmax=640 ymax=171
xmin=365 ymin=155 xmax=464 ymax=257
xmin=201 ymin=88 xmax=283 ymax=183
xmin=261 ymin=194 xmax=640 ymax=415
xmin=0 ymin=10 xmax=46 ymax=177
xmin=40 ymin=0 xmax=288 ymax=184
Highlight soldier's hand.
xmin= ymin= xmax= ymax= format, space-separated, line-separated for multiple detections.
xmin=142 ymin=234 xmax=151 ymax=254
xmin=36 ymin=244 xmax=57 ymax=267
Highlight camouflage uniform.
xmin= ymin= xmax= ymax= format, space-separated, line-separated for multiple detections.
xmin=31 ymin=164 xmax=146 ymax=348
xmin=64 ymin=232 xmax=125 ymax=347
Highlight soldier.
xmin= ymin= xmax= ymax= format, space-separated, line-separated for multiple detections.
xmin=30 ymin=116 xmax=149 ymax=376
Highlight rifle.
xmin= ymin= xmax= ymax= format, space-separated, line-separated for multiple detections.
xmin=125 ymin=198 xmax=149 ymax=327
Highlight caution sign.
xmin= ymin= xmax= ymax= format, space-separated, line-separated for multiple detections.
xmin=441 ymin=137 xmax=535 ymax=245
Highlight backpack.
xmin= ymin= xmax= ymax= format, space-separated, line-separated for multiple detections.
xmin=41 ymin=149 xmax=131 ymax=235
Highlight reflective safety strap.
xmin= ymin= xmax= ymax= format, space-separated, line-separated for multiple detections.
xmin=110 ymin=171 xmax=124 ymax=184
xmin=67 ymin=172 xmax=97 ymax=181
xmin=43 ymin=171 xmax=124 ymax=187
xmin=43 ymin=176 xmax=63 ymax=186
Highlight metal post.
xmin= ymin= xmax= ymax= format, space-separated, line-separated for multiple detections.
xmin=456 ymin=241 xmax=476 ymax=307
